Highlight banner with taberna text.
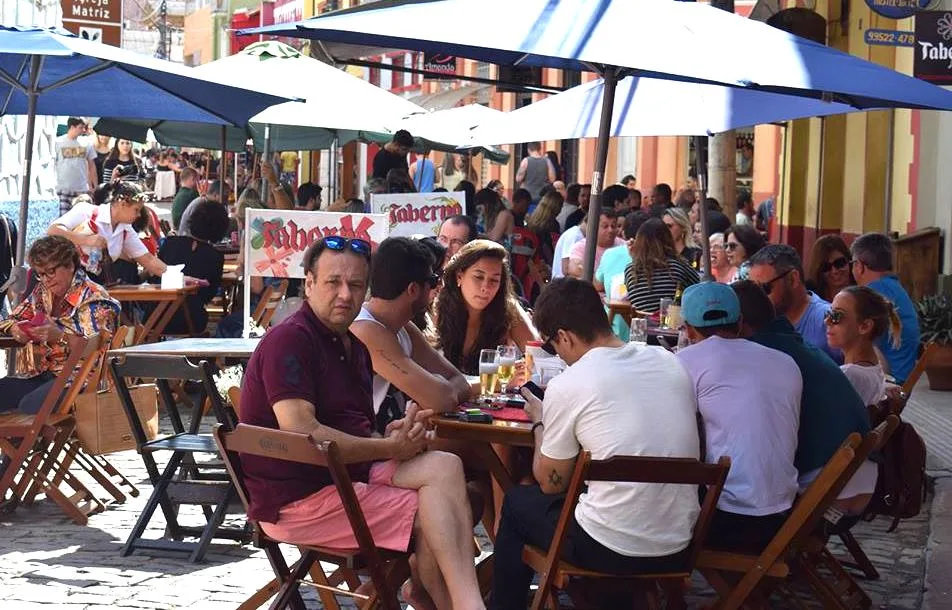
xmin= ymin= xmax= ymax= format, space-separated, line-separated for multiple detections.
xmin=371 ymin=191 xmax=465 ymax=238
xmin=245 ymin=208 xmax=389 ymax=279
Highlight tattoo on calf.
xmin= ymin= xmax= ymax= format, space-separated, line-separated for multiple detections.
xmin=548 ymin=469 xmax=563 ymax=488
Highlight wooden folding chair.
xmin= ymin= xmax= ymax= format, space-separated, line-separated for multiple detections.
xmin=522 ymin=453 xmax=731 ymax=610
xmin=253 ymin=279 xmax=290 ymax=328
xmin=902 ymin=341 xmax=938 ymax=396
xmin=213 ymin=423 xmax=411 ymax=610
xmin=826 ymin=411 xmax=903 ymax=583
xmin=0 ymin=334 xmax=106 ymax=524
xmin=109 ymin=354 xmax=245 ymax=562
xmin=696 ymin=433 xmax=862 ymax=610
xmin=794 ymin=415 xmax=900 ymax=610
xmin=20 ymin=327 xmax=140 ymax=509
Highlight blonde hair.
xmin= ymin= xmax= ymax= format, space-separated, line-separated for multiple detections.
xmin=527 ymin=191 xmax=564 ymax=232
xmin=664 ymin=207 xmax=697 ymax=249
xmin=842 ymin=285 xmax=902 ymax=349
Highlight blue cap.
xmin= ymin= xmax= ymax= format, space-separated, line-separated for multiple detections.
xmin=681 ymin=282 xmax=741 ymax=328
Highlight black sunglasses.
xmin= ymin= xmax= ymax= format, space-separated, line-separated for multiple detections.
xmin=824 ymin=309 xmax=846 ymax=325
xmin=323 ymin=236 xmax=371 ymax=260
xmin=759 ymin=268 xmax=793 ymax=296
xmin=540 ymin=332 xmax=560 ymax=355
xmin=422 ymin=272 xmax=440 ymax=289
xmin=819 ymin=256 xmax=849 ymax=274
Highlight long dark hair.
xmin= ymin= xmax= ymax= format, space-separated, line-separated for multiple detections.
xmin=435 ymin=239 xmax=518 ymax=374
xmin=474 ymin=188 xmax=505 ymax=234
xmin=629 ymin=218 xmax=680 ymax=288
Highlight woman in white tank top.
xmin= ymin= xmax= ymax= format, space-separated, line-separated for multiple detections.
xmin=824 ymin=285 xmax=903 ymax=514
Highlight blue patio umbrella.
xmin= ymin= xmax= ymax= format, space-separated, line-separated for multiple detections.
xmin=242 ymin=0 xmax=952 ymax=279
xmin=0 ymin=26 xmax=291 ymax=270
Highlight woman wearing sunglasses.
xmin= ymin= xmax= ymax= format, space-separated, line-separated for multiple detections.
xmin=823 ymin=285 xmax=901 ymax=515
xmin=806 ymin=234 xmax=854 ymax=302
xmin=825 ymin=285 xmax=901 ymax=406
xmin=0 ymin=236 xmax=119 ymax=414
xmin=432 ymin=239 xmax=537 ymax=376
xmin=723 ymin=224 xmax=765 ymax=281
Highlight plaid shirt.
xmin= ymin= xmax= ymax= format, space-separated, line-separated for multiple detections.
xmin=8 ymin=269 xmax=119 ymax=376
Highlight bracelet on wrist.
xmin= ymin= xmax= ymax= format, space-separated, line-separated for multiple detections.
xmin=531 ymin=421 xmax=544 ymax=434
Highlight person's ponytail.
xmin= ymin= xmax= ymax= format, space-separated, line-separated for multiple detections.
xmin=886 ymin=301 xmax=902 ymax=350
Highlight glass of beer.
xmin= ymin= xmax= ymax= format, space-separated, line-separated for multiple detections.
xmin=479 ymin=349 xmax=499 ymax=398
xmin=496 ymin=345 xmax=518 ymax=394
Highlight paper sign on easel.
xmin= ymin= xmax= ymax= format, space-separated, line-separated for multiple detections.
xmin=371 ymin=191 xmax=465 ymax=238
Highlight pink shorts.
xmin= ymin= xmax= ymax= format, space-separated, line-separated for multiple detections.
xmin=260 ymin=460 xmax=418 ymax=552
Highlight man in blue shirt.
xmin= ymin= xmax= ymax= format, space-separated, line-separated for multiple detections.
xmin=851 ymin=232 xmax=921 ymax=384
xmin=732 ymin=280 xmax=870 ymax=500
xmin=748 ymin=244 xmax=843 ymax=364
xmin=594 ymin=210 xmax=649 ymax=340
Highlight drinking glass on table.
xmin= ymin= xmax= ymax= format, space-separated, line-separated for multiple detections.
xmin=479 ymin=349 xmax=500 ymax=398
xmin=496 ymin=345 xmax=518 ymax=394
xmin=629 ymin=318 xmax=648 ymax=346
xmin=659 ymin=297 xmax=673 ymax=328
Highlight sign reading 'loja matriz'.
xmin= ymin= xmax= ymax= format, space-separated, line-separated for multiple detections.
xmin=60 ymin=0 xmax=123 ymax=47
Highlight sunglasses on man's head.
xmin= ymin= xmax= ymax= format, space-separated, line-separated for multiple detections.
xmin=323 ymin=236 xmax=371 ymax=260
xmin=824 ymin=309 xmax=846 ymax=325
xmin=758 ymin=268 xmax=793 ymax=296
xmin=819 ymin=256 xmax=849 ymax=274
xmin=422 ymin=272 xmax=440 ymax=289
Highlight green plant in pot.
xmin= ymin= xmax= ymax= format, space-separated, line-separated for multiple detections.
xmin=916 ymin=294 xmax=952 ymax=391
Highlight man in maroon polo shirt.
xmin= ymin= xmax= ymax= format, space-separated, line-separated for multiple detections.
xmin=239 ymin=236 xmax=485 ymax=610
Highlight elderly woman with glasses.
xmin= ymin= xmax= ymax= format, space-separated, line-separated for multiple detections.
xmin=0 ymin=236 xmax=119 ymax=414
xmin=48 ymin=181 xmax=171 ymax=283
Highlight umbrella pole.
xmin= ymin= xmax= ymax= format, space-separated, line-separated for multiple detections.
xmin=14 ymin=56 xmax=41 ymax=271
xmin=220 ymin=125 xmax=227 ymax=191
xmin=261 ymin=124 xmax=271 ymax=206
xmin=694 ymin=135 xmax=713 ymax=281
xmin=582 ymin=66 xmax=620 ymax=281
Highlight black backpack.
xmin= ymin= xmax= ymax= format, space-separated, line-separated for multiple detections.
xmin=864 ymin=412 xmax=927 ymax=532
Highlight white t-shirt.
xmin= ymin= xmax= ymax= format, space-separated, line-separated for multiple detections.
xmin=676 ymin=336 xmax=802 ymax=516
xmin=55 ymin=135 xmax=96 ymax=193
xmin=840 ymin=363 xmax=887 ymax=406
xmin=550 ymin=225 xmax=583 ymax=279
xmin=542 ymin=343 xmax=701 ymax=557
xmin=53 ymin=202 xmax=149 ymax=263
xmin=354 ymin=305 xmax=412 ymax=414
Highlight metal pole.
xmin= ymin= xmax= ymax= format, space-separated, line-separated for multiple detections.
xmin=14 ymin=57 xmax=41 ymax=269
xmin=260 ymin=124 xmax=271 ymax=205
xmin=220 ymin=125 xmax=227 ymax=194
xmin=694 ymin=135 xmax=713 ymax=282
xmin=330 ymin=137 xmax=339 ymax=205
xmin=582 ymin=66 xmax=619 ymax=281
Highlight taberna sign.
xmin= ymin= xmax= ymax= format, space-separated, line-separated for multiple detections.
xmin=866 ymin=0 xmax=933 ymax=19
xmin=915 ymin=11 xmax=952 ymax=84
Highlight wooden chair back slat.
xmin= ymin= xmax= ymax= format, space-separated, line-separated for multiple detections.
xmin=715 ymin=434 xmax=859 ymax=610
xmin=903 ymin=341 xmax=938 ymax=396
xmin=217 ymin=423 xmax=329 ymax=467
xmin=530 ymin=451 xmax=732 ymax=610
xmin=253 ymin=279 xmax=289 ymax=328
xmin=30 ymin=334 xmax=102 ymax=429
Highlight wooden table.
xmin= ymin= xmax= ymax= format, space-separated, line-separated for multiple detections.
xmin=435 ymin=416 xmax=533 ymax=491
xmin=109 ymin=337 xmax=260 ymax=360
xmin=648 ymin=326 xmax=680 ymax=347
xmin=109 ymin=284 xmax=199 ymax=343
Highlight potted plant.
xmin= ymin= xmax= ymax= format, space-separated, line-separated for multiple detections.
xmin=917 ymin=294 xmax=952 ymax=391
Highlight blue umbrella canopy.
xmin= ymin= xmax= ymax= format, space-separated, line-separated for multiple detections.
xmin=0 ymin=26 xmax=292 ymax=268
xmin=242 ymin=0 xmax=952 ymax=279
xmin=243 ymin=0 xmax=952 ymax=112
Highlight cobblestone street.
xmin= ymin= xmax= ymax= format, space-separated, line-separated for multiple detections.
xmin=1 ymin=380 xmax=949 ymax=609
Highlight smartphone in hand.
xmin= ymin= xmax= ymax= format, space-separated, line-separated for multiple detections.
xmin=520 ymin=381 xmax=545 ymax=400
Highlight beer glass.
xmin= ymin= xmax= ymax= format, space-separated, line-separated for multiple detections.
xmin=496 ymin=345 xmax=518 ymax=394
xmin=479 ymin=349 xmax=499 ymax=398
xmin=629 ymin=318 xmax=648 ymax=345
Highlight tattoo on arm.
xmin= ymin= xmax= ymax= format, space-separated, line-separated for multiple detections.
xmin=377 ymin=349 xmax=410 ymax=375
xmin=548 ymin=469 xmax=563 ymax=488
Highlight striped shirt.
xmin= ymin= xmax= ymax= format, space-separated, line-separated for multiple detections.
xmin=624 ymin=257 xmax=700 ymax=312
